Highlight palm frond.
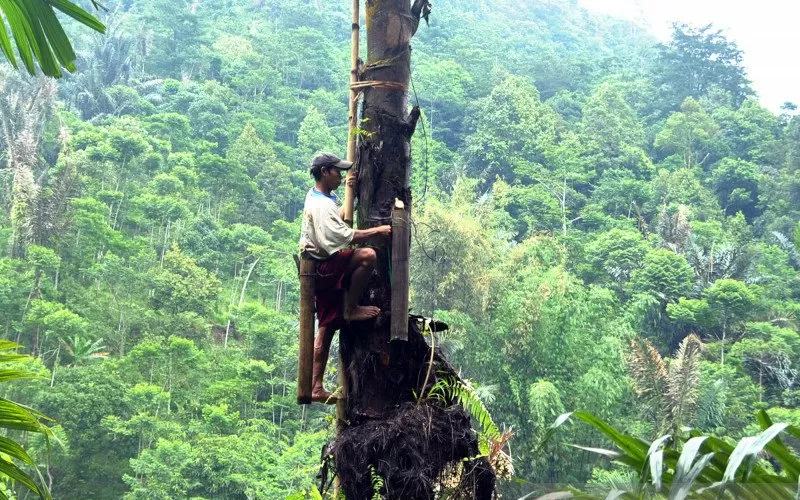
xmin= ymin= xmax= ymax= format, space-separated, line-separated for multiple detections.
xmin=773 ymin=231 xmax=800 ymax=269
xmin=627 ymin=338 xmax=667 ymax=407
xmin=0 ymin=341 xmax=52 ymax=499
xmin=667 ymin=334 xmax=703 ymax=432
xmin=0 ymin=0 xmax=105 ymax=77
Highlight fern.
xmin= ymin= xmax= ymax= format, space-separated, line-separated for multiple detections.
xmin=427 ymin=375 xmax=515 ymax=481
xmin=368 ymin=465 xmax=384 ymax=500
xmin=428 ymin=375 xmax=501 ymax=442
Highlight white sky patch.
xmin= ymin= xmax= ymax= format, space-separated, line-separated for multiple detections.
xmin=578 ymin=0 xmax=799 ymax=113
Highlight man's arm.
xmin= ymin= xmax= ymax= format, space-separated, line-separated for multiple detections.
xmin=352 ymin=225 xmax=391 ymax=243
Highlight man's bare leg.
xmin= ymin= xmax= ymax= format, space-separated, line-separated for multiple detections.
xmin=343 ymin=247 xmax=380 ymax=321
xmin=311 ymin=326 xmax=336 ymax=403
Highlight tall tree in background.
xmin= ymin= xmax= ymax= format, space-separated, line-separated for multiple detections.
xmin=331 ymin=1 xmax=495 ymax=498
xmin=656 ymin=23 xmax=752 ymax=108
xmin=0 ymin=70 xmax=57 ymax=256
xmin=0 ymin=3 xmax=103 ymax=495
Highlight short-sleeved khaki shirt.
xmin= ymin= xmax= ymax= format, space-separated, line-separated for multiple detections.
xmin=298 ymin=188 xmax=354 ymax=259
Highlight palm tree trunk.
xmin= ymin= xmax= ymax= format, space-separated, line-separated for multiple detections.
xmin=345 ymin=0 xmax=421 ymax=414
xmin=332 ymin=2 xmax=494 ymax=498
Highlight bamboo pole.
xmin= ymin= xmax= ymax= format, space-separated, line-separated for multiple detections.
xmin=335 ymin=7 xmax=360 ymax=496
xmin=341 ymin=0 xmax=360 ymax=227
xmin=335 ymin=0 xmax=360 ymax=435
xmin=390 ymin=198 xmax=410 ymax=342
xmin=297 ymin=257 xmax=315 ymax=404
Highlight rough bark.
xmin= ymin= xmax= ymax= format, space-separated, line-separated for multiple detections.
xmin=344 ymin=0 xmax=420 ymax=418
xmin=330 ymin=1 xmax=494 ymax=498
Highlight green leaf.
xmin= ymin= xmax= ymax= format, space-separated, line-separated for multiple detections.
xmin=694 ymin=434 xmax=736 ymax=481
xmin=0 ymin=18 xmax=16 ymax=66
xmin=29 ymin=0 xmax=75 ymax=71
xmin=669 ymin=452 xmax=715 ymax=500
xmin=0 ymin=340 xmax=21 ymax=350
xmin=535 ymin=412 xmax=573 ymax=456
xmin=47 ymin=0 xmax=105 ymax=32
xmin=0 ymin=369 xmax=37 ymax=382
xmin=573 ymin=411 xmax=648 ymax=463
xmin=16 ymin=0 xmax=60 ymax=76
xmin=569 ymin=444 xmax=642 ymax=470
xmin=757 ymin=411 xmax=800 ymax=480
xmin=646 ymin=434 xmax=671 ymax=492
xmin=0 ymin=458 xmax=44 ymax=497
xmin=0 ymin=0 xmax=37 ymax=73
xmin=0 ymin=353 xmax=29 ymax=363
xmin=0 ymin=0 xmax=105 ymax=77
xmin=0 ymin=435 xmax=35 ymax=465
xmin=667 ymin=436 xmax=708 ymax=499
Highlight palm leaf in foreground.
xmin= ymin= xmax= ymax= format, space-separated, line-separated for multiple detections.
xmin=0 ymin=0 xmax=105 ymax=77
xmin=533 ymin=410 xmax=800 ymax=499
xmin=0 ymin=342 xmax=52 ymax=499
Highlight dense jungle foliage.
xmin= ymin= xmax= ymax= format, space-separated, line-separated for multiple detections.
xmin=1 ymin=0 xmax=799 ymax=498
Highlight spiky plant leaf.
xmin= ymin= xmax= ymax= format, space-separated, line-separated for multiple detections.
xmin=669 ymin=452 xmax=715 ymax=500
xmin=573 ymin=411 xmax=648 ymax=464
xmin=627 ymin=337 xmax=668 ymax=410
xmin=569 ymin=445 xmax=621 ymax=460
xmin=667 ymin=334 xmax=702 ymax=433
xmin=756 ymin=410 xmax=800 ymax=480
xmin=543 ymin=411 xmax=800 ymax=499
xmin=645 ymin=434 xmax=672 ymax=492
xmin=720 ymin=424 xmax=791 ymax=486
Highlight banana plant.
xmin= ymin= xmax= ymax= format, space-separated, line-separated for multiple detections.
xmin=535 ymin=410 xmax=800 ymax=499
xmin=0 ymin=0 xmax=105 ymax=77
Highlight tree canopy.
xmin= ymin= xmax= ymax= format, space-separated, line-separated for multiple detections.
xmin=0 ymin=0 xmax=797 ymax=497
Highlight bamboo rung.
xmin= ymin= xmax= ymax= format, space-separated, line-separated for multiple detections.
xmin=297 ymin=257 xmax=316 ymax=404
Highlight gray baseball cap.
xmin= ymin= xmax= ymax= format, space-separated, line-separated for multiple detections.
xmin=310 ymin=153 xmax=353 ymax=175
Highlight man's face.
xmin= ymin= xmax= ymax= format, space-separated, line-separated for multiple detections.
xmin=321 ymin=166 xmax=343 ymax=191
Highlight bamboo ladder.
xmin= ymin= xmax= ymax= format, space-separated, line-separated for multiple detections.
xmin=297 ymin=0 xmax=361 ymax=409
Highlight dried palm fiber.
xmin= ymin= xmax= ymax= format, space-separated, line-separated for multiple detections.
xmin=326 ymin=317 xmax=495 ymax=499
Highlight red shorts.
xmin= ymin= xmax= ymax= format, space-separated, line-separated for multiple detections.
xmin=315 ymin=249 xmax=354 ymax=330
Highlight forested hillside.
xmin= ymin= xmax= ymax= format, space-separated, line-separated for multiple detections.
xmin=1 ymin=0 xmax=799 ymax=498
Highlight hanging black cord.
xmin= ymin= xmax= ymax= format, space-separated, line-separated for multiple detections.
xmin=409 ymin=70 xmax=430 ymax=206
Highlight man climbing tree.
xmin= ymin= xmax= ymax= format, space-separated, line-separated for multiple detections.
xmin=323 ymin=1 xmax=496 ymax=498
xmin=298 ymin=152 xmax=392 ymax=402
